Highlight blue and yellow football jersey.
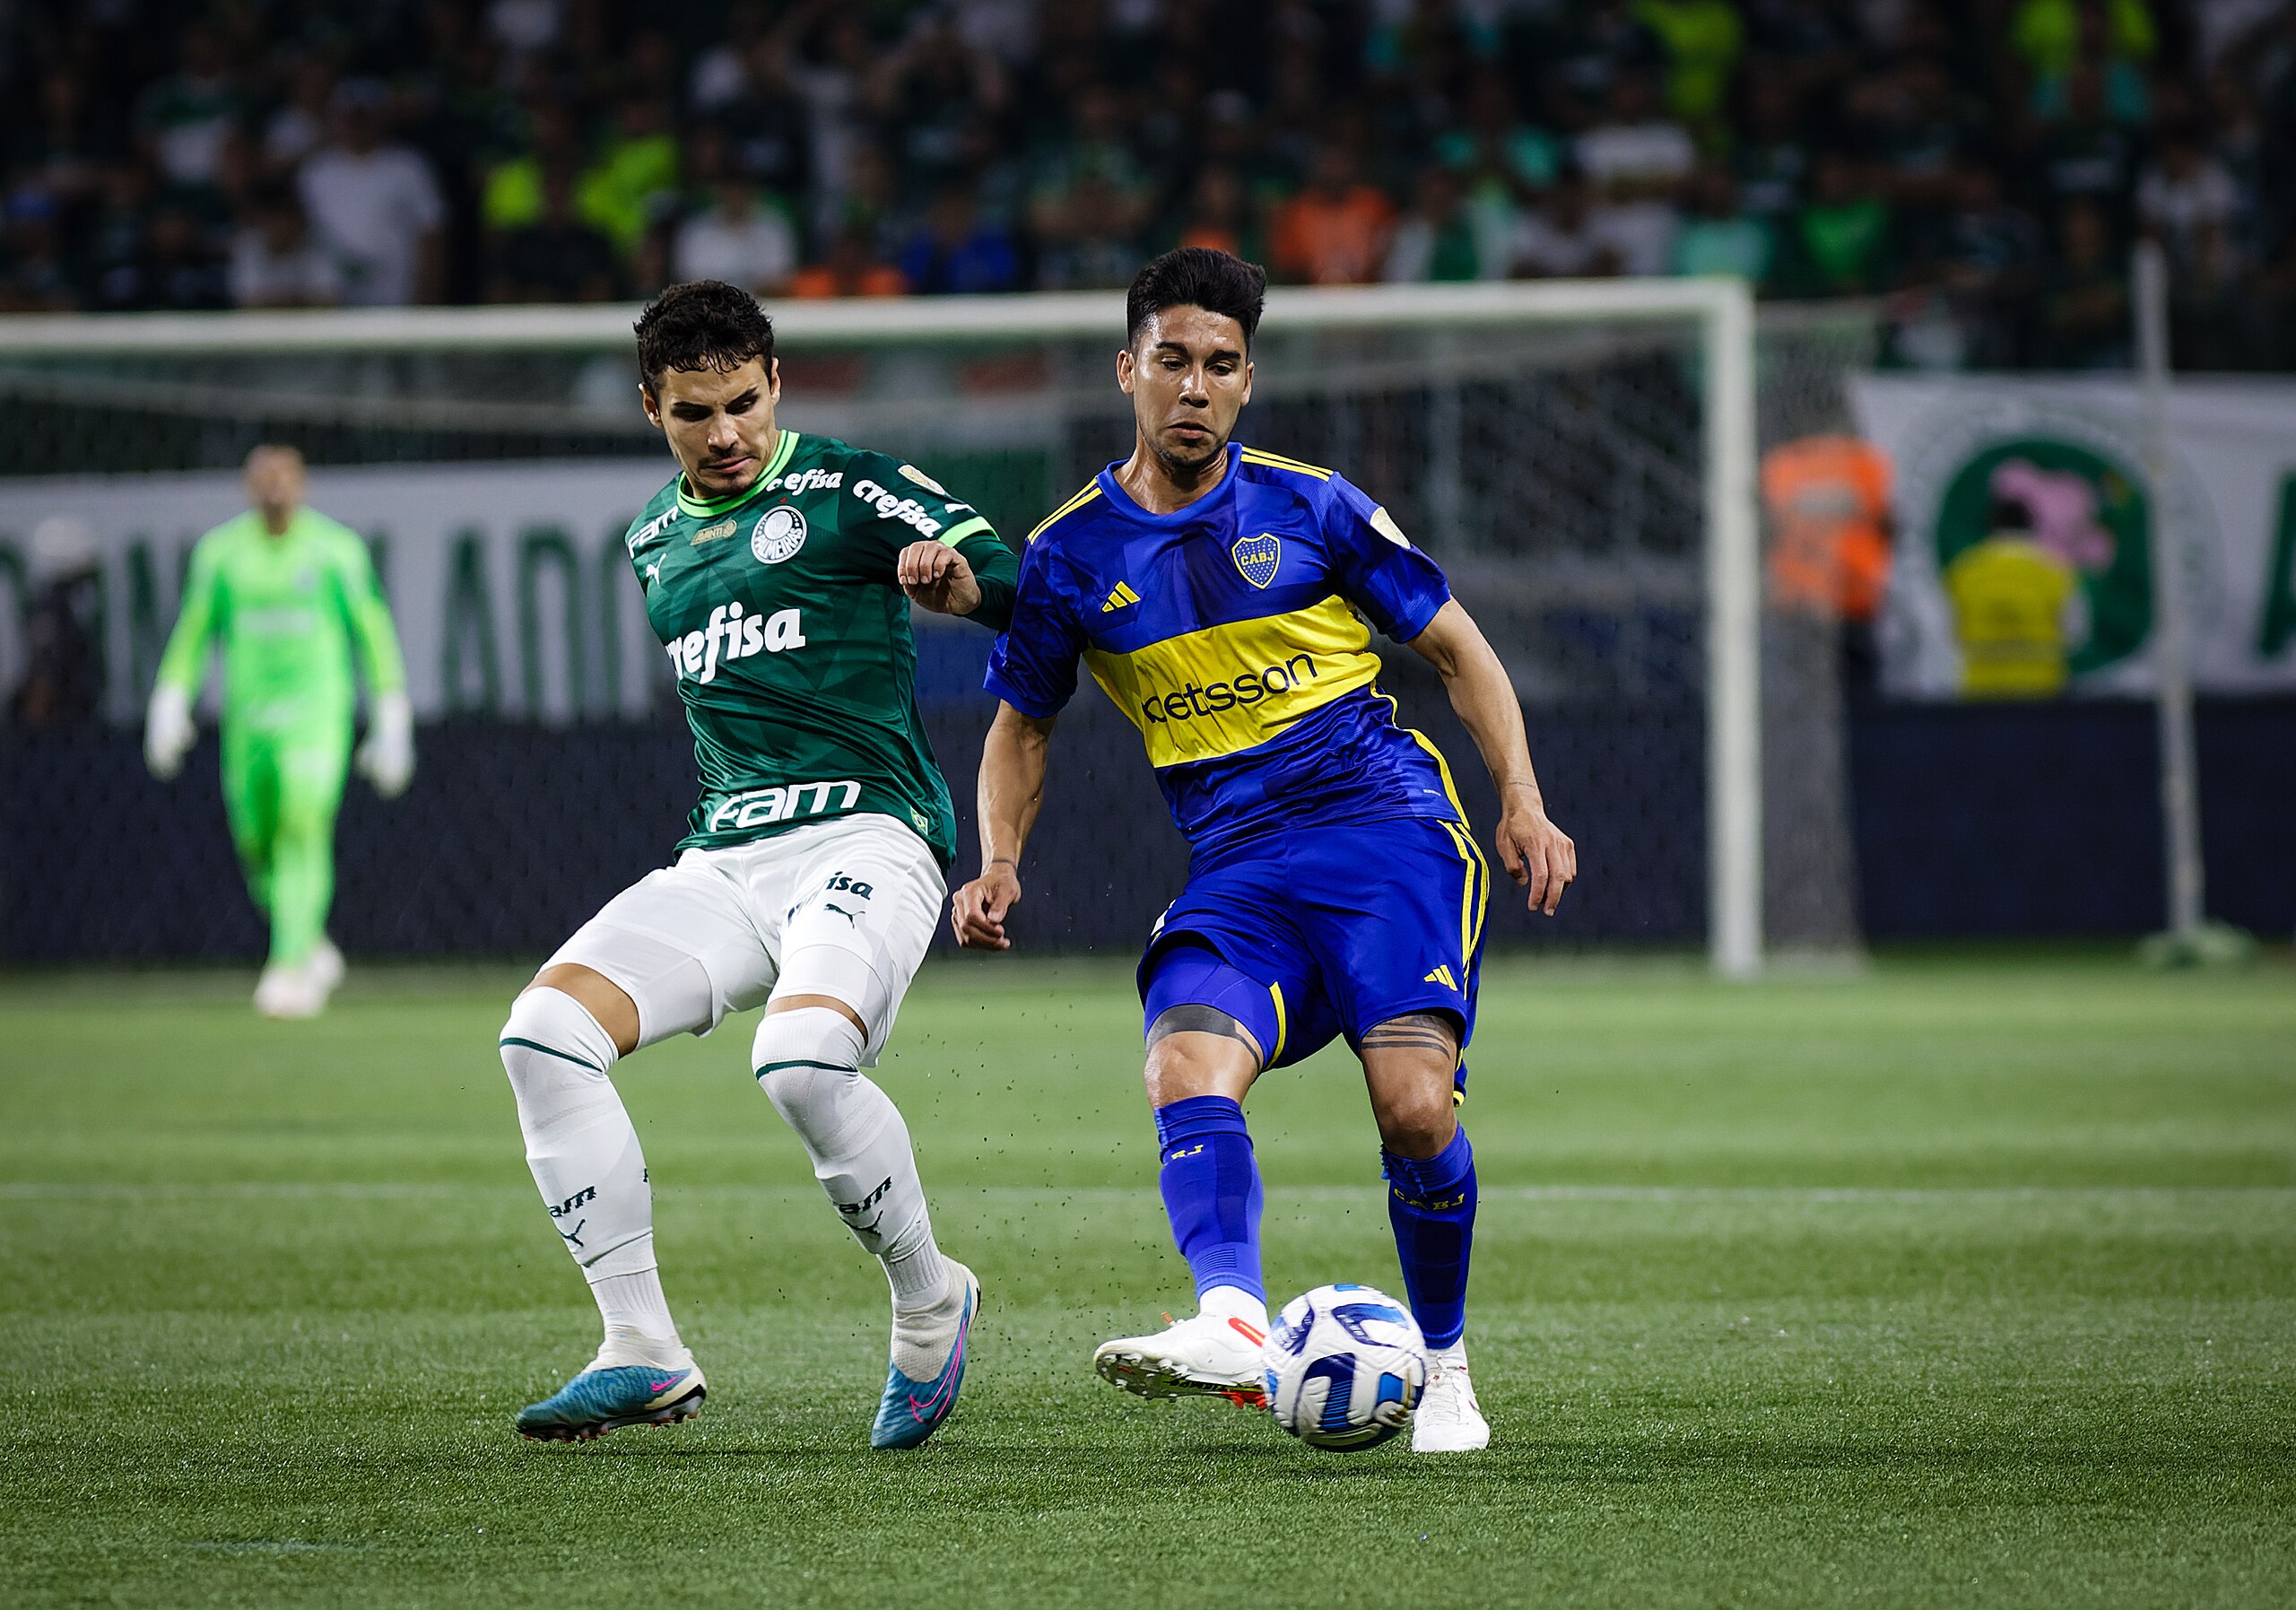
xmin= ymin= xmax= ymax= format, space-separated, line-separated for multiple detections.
xmin=986 ymin=442 xmax=1465 ymax=858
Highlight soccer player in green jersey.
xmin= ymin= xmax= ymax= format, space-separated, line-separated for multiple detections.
xmin=499 ymin=281 xmax=1017 ymax=1450
xmin=145 ymin=444 xmax=413 ymax=1019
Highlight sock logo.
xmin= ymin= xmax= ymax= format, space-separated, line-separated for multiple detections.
xmin=558 ymin=1218 xmax=587 ymax=1249
xmin=548 ymin=1186 xmax=596 ymax=1219
xmin=836 ymin=1175 xmax=892 ymax=1231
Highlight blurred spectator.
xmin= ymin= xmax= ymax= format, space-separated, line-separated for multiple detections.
xmin=1574 ymin=73 xmax=1693 ymax=274
xmin=137 ymin=205 xmax=230 ymax=311
xmin=674 ymin=178 xmax=799 ymax=296
xmin=1513 ymin=170 xmax=1626 ymax=278
xmin=1036 ymin=172 xmax=1150 ymax=290
xmin=1926 ymin=166 xmax=2044 ymax=366
xmin=1673 ymin=167 xmax=1773 ymax=281
xmin=230 ymin=184 xmax=344 ymax=309
xmin=578 ymin=97 xmax=681 ymax=259
xmin=721 ymin=36 xmax=815 ymax=201
xmin=1174 ymin=165 xmax=1264 ymax=263
xmin=1632 ymin=0 xmax=1746 ymax=127
xmin=493 ymin=165 xmax=621 ymax=302
xmin=1386 ymin=165 xmax=1500 ymax=282
xmin=298 ymin=81 xmax=445 ymax=306
xmin=2034 ymin=65 xmax=2140 ymax=236
xmin=263 ymin=57 xmax=336 ymax=178
xmin=789 ymin=223 xmax=909 ymax=298
xmin=0 ymin=190 xmax=77 ymax=311
xmin=1781 ymin=153 xmax=1893 ymax=296
xmin=134 ymin=22 xmax=239 ymax=196
xmin=10 ymin=518 xmax=105 ymax=729
xmin=2137 ymin=127 xmax=2241 ymax=289
xmin=1270 ymin=144 xmax=1397 ymax=285
xmin=2039 ymin=197 xmax=2132 ymax=367
xmin=900 ymin=185 xmax=1021 ymax=295
xmin=1733 ymin=74 xmax=1813 ymax=222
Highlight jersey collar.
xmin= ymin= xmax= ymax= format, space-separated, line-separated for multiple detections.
xmin=676 ymin=430 xmax=802 ymax=519
xmin=1095 ymin=441 xmax=1240 ymax=526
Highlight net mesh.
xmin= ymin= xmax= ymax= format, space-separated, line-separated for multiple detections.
xmin=0 ymin=302 xmax=1876 ymax=962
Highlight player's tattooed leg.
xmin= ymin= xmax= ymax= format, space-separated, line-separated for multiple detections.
xmin=1148 ymin=1003 xmax=1261 ymax=1054
xmin=1355 ymin=1011 xmax=1460 ymax=1063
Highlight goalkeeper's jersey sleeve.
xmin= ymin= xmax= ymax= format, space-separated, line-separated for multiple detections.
xmin=154 ymin=509 xmax=406 ymax=735
xmin=625 ymin=429 xmax=1018 ymax=866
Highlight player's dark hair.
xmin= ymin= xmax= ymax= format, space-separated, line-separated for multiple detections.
xmin=634 ymin=280 xmax=775 ymax=389
xmin=1126 ymin=248 xmax=1267 ymax=351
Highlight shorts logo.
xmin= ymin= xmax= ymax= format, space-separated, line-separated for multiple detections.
xmin=1232 ymin=532 xmax=1281 ymax=588
xmin=752 ymin=505 xmax=809 ymax=564
xmin=1422 ymin=963 xmax=1459 ymax=990
xmin=693 ymin=518 xmax=737 ymax=544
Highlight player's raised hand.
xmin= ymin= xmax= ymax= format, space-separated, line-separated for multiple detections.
xmin=898 ymin=540 xmax=982 ymax=616
xmin=951 ymin=858 xmax=1022 ymax=949
xmin=1495 ymin=789 xmax=1577 ymax=917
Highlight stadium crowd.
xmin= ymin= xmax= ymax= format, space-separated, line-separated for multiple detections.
xmin=1 ymin=0 xmax=2291 ymax=367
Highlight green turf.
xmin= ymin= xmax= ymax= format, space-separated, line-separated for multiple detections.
xmin=2 ymin=952 xmax=2292 ymax=1608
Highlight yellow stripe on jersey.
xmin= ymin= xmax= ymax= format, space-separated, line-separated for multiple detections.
xmin=1239 ymin=448 xmax=1334 ymax=481
xmin=1267 ymin=981 xmax=1288 ymax=1064
xmin=1373 ymin=689 xmax=1470 ymax=822
xmin=1026 ymin=482 xmax=1103 ymax=544
xmin=1082 ymin=595 xmax=1382 ymax=769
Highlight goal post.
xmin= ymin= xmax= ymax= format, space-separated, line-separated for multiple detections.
xmin=0 ymin=280 xmax=1825 ymax=975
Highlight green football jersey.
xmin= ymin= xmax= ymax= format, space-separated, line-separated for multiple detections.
xmin=154 ymin=509 xmax=407 ymax=736
xmin=626 ymin=429 xmax=1019 ymax=866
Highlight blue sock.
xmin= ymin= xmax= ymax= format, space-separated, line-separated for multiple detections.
xmin=1383 ymin=1126 xmax=1476 ymax=1349
xmin=1154 ymin=1095 xmax=1265 ymax=1303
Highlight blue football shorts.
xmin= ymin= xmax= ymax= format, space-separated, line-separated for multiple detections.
xmin=1137 ymin=815 xmax=1491 ymax=1083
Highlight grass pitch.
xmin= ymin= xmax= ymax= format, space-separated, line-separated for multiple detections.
xmin=1 ymin=950 xmax=2292 ymax=1608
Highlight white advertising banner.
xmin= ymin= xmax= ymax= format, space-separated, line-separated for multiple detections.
xmin=1851 ymin=374 xmax=2296 ymax=697
xmin=0 ymin=457 xmax=677 ymax=722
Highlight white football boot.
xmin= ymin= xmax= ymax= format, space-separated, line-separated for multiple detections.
xmin=1412 ymin=1353 xmax=1491 ymax=1452
xmin=253 ymin=959 xmax=326 ymax=1019
xmin=308 ymin=939 xmax=345 ymax=1002
xmin=1093 ymin=1311 xmax=1269 ymax=1406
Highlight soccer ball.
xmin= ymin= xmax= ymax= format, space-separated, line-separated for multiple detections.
xmin=1263 ymin=1283 xmax=1427 ymax=1451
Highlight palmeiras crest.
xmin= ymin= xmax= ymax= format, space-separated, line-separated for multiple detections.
xmin=752 ymin=504 xmax=808 ymax=564
xmin=1231 ymin=531 xmax=1281 ymax=588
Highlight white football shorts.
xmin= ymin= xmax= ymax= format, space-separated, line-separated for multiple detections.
xmin=544 ymin=811 xmax=945 ymax=1064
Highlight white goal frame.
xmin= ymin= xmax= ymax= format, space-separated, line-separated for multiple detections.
xmin=0 ymin=281 xmax=1764 ymax=976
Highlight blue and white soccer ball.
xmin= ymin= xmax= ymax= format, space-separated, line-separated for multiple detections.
xmin=1263 ymin=1283 xmax=1427 ymax=1451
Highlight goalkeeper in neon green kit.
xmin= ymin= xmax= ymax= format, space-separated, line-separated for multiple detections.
xmin=145 ymin=445 xmax=413 ymax=1018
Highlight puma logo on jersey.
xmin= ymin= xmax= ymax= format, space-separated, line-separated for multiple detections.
xmin=665 ymin=603 xmax=806 ymax=683
xmin=1102 ymin=581 xmax=1142 ymax=613
xmin=1423 ymin=964 xmax=1459 ymax=989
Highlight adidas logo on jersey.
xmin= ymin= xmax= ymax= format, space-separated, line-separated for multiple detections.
xmin=1102 ymin=581 xmax=1141 ymax=613
xmin=665 ymin=602 xmax=807 ymax=683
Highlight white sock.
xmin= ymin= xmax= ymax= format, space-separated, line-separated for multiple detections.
xmin=753 ymin=1005 xmax=950 ymax=1313
xmin=1198 ymin=1284 xmax=1270 ymax=1334
xmin=1430 ymin=1337 xmax=1470 ymax=1373
xmin=500 ymin=988 xmax=667 ymax=1342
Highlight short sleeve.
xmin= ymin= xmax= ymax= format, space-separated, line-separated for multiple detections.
xmin=983 ymin=542 xmax=1085 ymax=718
xmin=1322 ymin=474 xmax=1451 ymax=641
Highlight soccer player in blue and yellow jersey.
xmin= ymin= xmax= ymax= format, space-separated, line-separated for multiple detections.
xmin=952 ymin=249 xmax=1576 ymax=1453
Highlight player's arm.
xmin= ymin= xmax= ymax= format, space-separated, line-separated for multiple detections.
xmin=952 ymin=701 xmax=1057 ymax=949
xmin=328 ymin=528 xmax=415 ymax=798
xmin=145 ymin=536 xmax=222 ymax=779
xmin=1406 ymin=600 xmax=1577 ymax=916
xmin=896 ymin=528 xmax=1020 ymax=630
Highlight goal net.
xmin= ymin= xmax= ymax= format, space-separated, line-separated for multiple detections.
xmin=0 ymin=286 xmax=1875 ymax=972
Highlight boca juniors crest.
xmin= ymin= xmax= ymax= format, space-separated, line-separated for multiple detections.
xmin=752 ymin=504 xmax=808 ymax=564
xmin=1232 ymin=531 xmax=1281 ymax=588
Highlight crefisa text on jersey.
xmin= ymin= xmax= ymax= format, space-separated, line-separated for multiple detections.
xmin=665 ymin=602 xmax=807 ymax=683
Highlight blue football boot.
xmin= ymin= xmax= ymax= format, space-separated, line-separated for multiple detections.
xmin=869 ymin=1261 xmax=980 ymax=1450
xmin=516 ymin=1343 xmax=706 ymax=1443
